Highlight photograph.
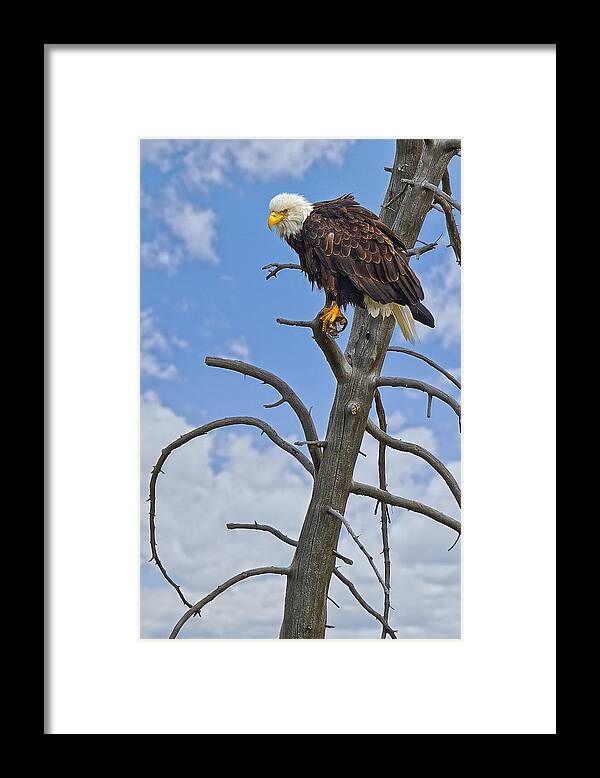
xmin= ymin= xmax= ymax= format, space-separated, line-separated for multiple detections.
xmin=140 ymin=138 xmax=462 ymax=639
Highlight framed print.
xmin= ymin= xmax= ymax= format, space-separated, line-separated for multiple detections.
xmin=47 ymin=44 xmax=556 ymax=735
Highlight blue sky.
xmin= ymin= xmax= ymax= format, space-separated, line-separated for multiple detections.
xmin=140 ymin=140 xmax=461 ymax=639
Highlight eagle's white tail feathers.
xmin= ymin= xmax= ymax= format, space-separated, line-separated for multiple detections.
xmin=363 ymin=295 xmax=418 ymax=343
xmin=390 ymin=303 xmax=418 ymax=343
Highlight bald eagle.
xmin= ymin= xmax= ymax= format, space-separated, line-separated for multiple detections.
xmin=268 ymin=193 xmax=434 ymax=342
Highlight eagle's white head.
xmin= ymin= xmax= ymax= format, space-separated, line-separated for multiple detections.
xmin=268 ymin=193 xmax=313 ymax=239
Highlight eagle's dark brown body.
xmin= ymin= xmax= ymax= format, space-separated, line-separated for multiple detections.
xmin=286 ymin=194 xmax=434 ymax=328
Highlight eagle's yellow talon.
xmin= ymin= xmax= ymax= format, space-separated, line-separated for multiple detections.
xmin=320 ymin=302 xmax=347 ymax=337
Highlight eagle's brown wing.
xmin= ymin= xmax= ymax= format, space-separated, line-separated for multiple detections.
xmin=304 ymin=196 xmax=424 ymax=306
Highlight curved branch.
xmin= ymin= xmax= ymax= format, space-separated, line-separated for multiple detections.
xmin=350 ymin=480 xmax=461 ymax=534
xmin=149 ymin=416 xmax=314 ymax=606
xmin=377 ymin=375 xmax=461 ymax=423
xmin=276 ymin=314 xmax=351 ymax=384
xmin=374 ymin=390 xmax=392 ymax=638
xmin=365 ymin=420 xmax=461 ymax=506
xmin=226 ymin=522 xmax=354 ymax=566
xmin=327 ymin=508 xmax=388 ymax=594
xmin=386 ymin=346 xmax=461 ymax=389
xmin=332 ymin=568 xmax=396 ymax=639
xmin=169 ymin=567 xmax=290 ymax=638
xmin=262 ymin=262 xmax=302 ymax=280
xmin=149 ymin=466 xmax=193 ymax=609
xmin=263 ymin=396 xmax=285 ymax=409
xmin=205 ymin=357 xmax=322 ymax=470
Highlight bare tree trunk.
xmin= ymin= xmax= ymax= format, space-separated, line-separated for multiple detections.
xmin=278 ymin=139 xmax=458 ymax=639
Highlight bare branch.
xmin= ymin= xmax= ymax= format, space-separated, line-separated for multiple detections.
xmin=434 ymin=190 xmax=462 ymax=265
xmin=294 ymin=439 xmax=328 ymax=448
xmin=405 ymin=234 xmax=442 ymax=261
xmin=149 ymin=468 xmax=194 ymax=609
xmin=262 ymin=262 xmax=302 ymax=280
xmin=327 ymin=508 xmax=389 ymax=594
xmin=377 ymin=376 xmax=461 ymax=423
xmin=399 ymin=178 xmax=461 ymax=212
xmin=148 ymin=416 xmax=314 ymax=605
xmin=374 ymin=389 xmax=392 ymax=638
xmin=387 ymin=346 xmax=461 ymax=389
xmin=365 ymin=420 xmax=461 ymax=507
xmin=350 ymin=480 xmax=461 ymax=534
xmin=205 ymin=357 xmax=322 ymax=470
xmin=226 ymin=522 xmax=354 ymax=566
xmin=169 ymin=567 xmax=290 ymax=638
xmin=332 ymin=569 xmax=396 ymax=639
xmin=274 ymin=318 xmax=313 ymax=327
xmin=276 ymin=314 xmax=352 ymax=384
xmin=263 ymin=396 xmax=285 ymax=409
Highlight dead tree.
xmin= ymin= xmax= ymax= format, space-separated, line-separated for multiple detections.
xmin=147 ymin=138 xmax=462 ymax=639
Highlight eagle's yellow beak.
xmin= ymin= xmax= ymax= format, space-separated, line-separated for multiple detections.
xmin=268 ymin=211 xmax=285 ymax=230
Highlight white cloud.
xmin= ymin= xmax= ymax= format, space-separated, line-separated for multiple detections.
xmin=171 ymin=335 xmax=189 ymax=350
xmin=140 ymin=310 xmax=177 ymax=380
xmin=141 ymin=239 xmax=184 ymax=273
xmin=229 ymin=140 xmax=351 ymax=180
xmin=140 ymin=392 xmax=460 ymax=639
xmin=421 ymin=256 xmax=461 ymax=348
xmin=163 ymin=198 xmax=218 ymax=265
xmin=141 ymin=139 xmax=353 ymax=189
xmin=140 ymin=140 xmax=186 ymax=172
xmin=386 ymin=410 xmax=408 ymax=432
xmin=225 ymin=337 xmax=251 ymax=361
